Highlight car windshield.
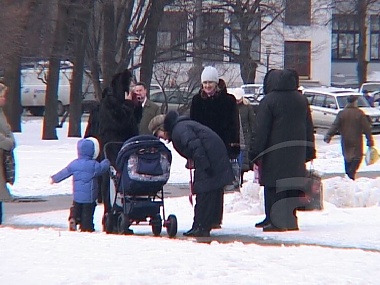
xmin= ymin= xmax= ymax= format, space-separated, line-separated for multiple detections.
xmin=336 ymin=96 xmax=370 ymax=108
xmin=362 ymin=83 xmax=380 ymax=93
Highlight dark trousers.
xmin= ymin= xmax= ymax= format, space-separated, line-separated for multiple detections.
xmin=212 ymin=188 xmax=224 ymax=226
xmin=193 ymin=190 xmax=220 ymax=230
xmin=344 ymin=157 xmax=361 ymax=180
xmin=69 ymin=201 xmax=96 ymax=232
xmin=265 ymin=186 xmax=301 ymax=229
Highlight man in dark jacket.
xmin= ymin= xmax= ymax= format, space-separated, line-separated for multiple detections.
xmin=250 ymin=69 xmax=316 ymax=232
xmin=148 ymin=111 xmax=234 ymax=237
xmin=324 ymin=95 xmax=373 ymax=180
xmin=190 ymin=67 xmax=240 ymax=229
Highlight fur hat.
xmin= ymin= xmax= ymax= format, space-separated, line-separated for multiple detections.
xmin=231 ymin=87 xmax=245 ymax=101
xmin=201 ymin=66 xmax=219 ymax=83
xmin=148 ymin=114 xmax=166 ymax=135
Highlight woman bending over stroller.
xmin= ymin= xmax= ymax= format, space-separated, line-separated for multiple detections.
xmin=50 ymin=137 xmax=110 ymax=232
xmin=148 ymin=111 xmax=234 ymax=237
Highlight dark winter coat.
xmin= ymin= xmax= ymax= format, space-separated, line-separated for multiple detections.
xmin=164 ymin=111 xmax=234 ymax=194
xmin=190 ymin=80 xmax=240 ymax=159
xmin=51 ymin=138 xmax=110 ymax=203
xmin=97 ymin=70 xmax=142 ymax=162
xmin=325 ymin=103 xmax=373 ymax=162
xmin=250 ymin=69 xmax=316 ymax=187
xmin=238 ymin=98 xmax=256 ymax=172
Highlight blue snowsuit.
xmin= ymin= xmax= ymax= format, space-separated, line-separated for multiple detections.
xmin=51 ymin=138 xmax=110 ymax=231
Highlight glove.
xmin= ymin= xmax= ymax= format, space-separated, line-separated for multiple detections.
xmin=323 ymin=136 xmax=331 ymax=143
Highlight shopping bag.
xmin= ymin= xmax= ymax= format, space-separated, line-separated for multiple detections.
xmin=3 ymin=149 xmax=15 ymax=185
xmin=298 ymin=165 xmax=323 ymax=211
xmin=365 ymin=147 xmax=379 ymax=166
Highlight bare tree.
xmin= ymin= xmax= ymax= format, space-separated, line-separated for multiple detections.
xmin=42 ymin=0 xmax=72 ymax=140
xmin=330 ymin=0 xmax=379 ymax=86
xmin=67 ymin=0 xmax=94 ymax=138
xmin=0 ymin=0 xmax=41 ymax=132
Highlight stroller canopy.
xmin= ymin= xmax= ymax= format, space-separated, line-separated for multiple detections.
xmin=116 ymin=135 xmax=172 ymax=172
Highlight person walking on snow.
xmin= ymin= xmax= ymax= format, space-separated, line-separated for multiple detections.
xmin=324 ymin=95 xmax=374 ymax=180
xmin=50 ymin=137 xmax=110 ymax=232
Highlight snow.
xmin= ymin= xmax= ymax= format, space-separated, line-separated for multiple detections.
xmin=1 ymin=116 xmax=380 ymax=284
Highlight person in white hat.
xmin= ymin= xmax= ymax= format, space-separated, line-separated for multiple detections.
xmin=190 ymin=66 xmax=240 ymax=229
xmin=231 ymin=88 xmax=256 ymax=185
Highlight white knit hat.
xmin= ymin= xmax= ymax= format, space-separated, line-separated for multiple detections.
xmin=231 ymin=87 xmax=245 ymax=101
xmin=201 ymin=66 xmax=219 ymax=83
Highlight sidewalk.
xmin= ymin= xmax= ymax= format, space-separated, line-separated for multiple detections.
xmin=4 ymin=183 xmax=191 ymax=217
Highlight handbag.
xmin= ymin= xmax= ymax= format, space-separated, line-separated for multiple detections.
xmin=3 ymin=149 xmax=15 ymax=185
xmin=299 ymin=163 xmax=323 ymax=211
xmin=365 ymin=147 xmax=379 ymax=166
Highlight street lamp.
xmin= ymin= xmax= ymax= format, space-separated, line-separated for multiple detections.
xmin=128 ymin=34 xmax=139 ymax=80
xmin=265 ymin=45 xmax=271 ymax=73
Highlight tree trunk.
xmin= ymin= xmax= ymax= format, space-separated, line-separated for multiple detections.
xmin=68 ymin=0 xmax=93 ymax=138
xmin=42 ymin=0 xmax=70 ymax=140
xmin=3 ymin=56 xmax=23 ymax=133
xmin=102 ymin=0 xmax=117 ymax=88
xmin=140 ymin=0 xmax=174 ymax=94
xmin=356 ymin=0 xmax=367 ymax=86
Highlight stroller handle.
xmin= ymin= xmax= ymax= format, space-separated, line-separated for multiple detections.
xmin=103 ymin=141 xmax=124 ymax=160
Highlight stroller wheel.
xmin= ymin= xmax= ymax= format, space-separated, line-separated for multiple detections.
xmin=103 ymin=213 xmax=115 ymax=234
xmin=165 ymin=214 xmax=178 ymax=238
xmin=117 ymin=213 xmax=132 ymax=235
xmin=151 ymin=214 xmax=162 ymax=237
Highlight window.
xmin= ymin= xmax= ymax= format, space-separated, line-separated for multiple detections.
xmin=157 ymin=11 xmax=188 ymax=61
xmin=332 ymin=14 xmax=359 ymax=60
xmin=199 ymin=12 xmax=224 ymax=61
xmin=313 ymin=95 xmax=326 ymax=107
xmin=324 ymin=96 xmax=336 ymax=109
xmin=284 ymin=41 xmax=311 ymax=78
xmin=285 ymin=0 xmax=311 ymax=26
xmin=229 ymin=13 xmax=260 ymax=62
xmin=370 ymin=15 xmax=380 ymax=60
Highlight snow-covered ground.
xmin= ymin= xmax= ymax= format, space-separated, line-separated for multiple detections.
xmin=1 ymin=116 xmax=380 ymax=284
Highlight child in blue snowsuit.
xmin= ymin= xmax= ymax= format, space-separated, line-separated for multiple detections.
xmin=50 ymin=137 xmax=110 ymax=232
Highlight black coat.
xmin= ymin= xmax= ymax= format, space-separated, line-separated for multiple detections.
xmin=190 ymin=82 xmax=240 ymax=159
xmin=96 ymin=70 xmax=142 ymax=164
xmin=164 ymin=111 xmax=234 ymax=194
xmin=250 ymin=69 xmax=315 ymax=187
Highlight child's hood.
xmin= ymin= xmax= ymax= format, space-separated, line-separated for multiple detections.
xmin=77 ymin=137 xmax=100 ymax=159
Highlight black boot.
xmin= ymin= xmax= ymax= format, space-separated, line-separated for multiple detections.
xmin=183 ymin=227 xmax=210 ymax=237
xmin=255 ymin=219 xmax=270 ymax=228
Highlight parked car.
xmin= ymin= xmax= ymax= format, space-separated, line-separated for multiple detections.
xmin=359 ymin=81 xmax=380 ymax=95
xmin=240 ymin=84 xmax=264 ymax=113
xmin=303 ymin=87 xmax=380 ymax=133
xmin=150 ymin=88 xmax=196 ymax=115
xmin=21 ymin=61 xmax=96 ymax=116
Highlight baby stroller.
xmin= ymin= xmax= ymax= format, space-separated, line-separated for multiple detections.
xmin=102 ymin=135 xmax=178 ymax=237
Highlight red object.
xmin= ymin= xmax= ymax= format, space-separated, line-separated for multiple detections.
xmin=189 ymin=169 xmax=194 ymax=206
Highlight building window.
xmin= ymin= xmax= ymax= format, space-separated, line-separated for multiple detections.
xmin=284 ymin=41 xmax=311 ymax=78
xmin=157 ymin=11 xmax=188 ymax=62
xmin=198 ymin=12 xmax=224 ymax=62
xmin=332 ymin=14 xmax=359 ymax=60
xmin=229 ymin=13 xmax=260 ymax=62
xmin=370 ymin=15 xmax=380 ymax=60
xmin=285 ymin=0 xmax=311 ymax=26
